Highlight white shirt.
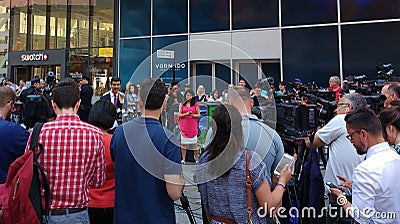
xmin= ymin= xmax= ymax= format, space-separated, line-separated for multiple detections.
xmin=316 ymin=114 xmax=364 ymax=191
xmin=350 ymin=142 xmax=400 ymax=224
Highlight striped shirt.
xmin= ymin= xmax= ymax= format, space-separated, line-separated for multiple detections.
xmin=26 ymin=114 xmax=105 ymax=209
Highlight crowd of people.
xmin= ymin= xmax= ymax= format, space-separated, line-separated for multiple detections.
xmin=1 ymin=74 xmax=400 ymax=224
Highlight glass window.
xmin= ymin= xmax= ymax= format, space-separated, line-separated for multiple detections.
xmin=152 ymin=35 xmax=188 ymax=84
xmin=232 ymin=0 xmax=278 ymax=30
xmin=190 ymin=0 xmax=229 ymax=33
xmin=49 ymin=0 xmax=67 ymax=49
xmin=195 ymin=63 xmax=212 ymax=97
xmin=67 ymin=48 xmax=89 ymax=75
xmin=91 ymin=48 xmax=113 ymax=96
xmin=341 ymin=0 xmax=400 ymax=22
xmin=281 ymin=0 xmax=337 ymax=26
xmin=342 ymin=22 xmax=400 ymax=79
xmin=10 ymin=0 xmax=28 ymax=51
xmin=261 ymin=62 xmax=280 ymax=90
xmin=120 ymin=0 xmax=150 ymax=37
xmin=120 ymin=38 xmax=151 ymax=85
xmin=153 ymin=0 xmax=187 ymax=35
xmin=238 ymin=62 xmax=258 ymax=89
xmin=30 ymin=0 xmax=47 ymax=50
xmin=70 ymin=0 xmax=89 ymax=48
xmin=215 ymin=63 xmax=231 ymax=93
xmin=93 ymin=0 xmax=113 ymax=47
xmin=282 ymin=26 xmax=339 ymax=85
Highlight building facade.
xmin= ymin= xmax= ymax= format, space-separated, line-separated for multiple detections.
xmin=116 ymin=0 xmax=400 ymax=92
xmin=6 ymin=0 xmax=114 ymax=96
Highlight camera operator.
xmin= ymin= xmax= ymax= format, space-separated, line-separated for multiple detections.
xmin=327 ymin=76 xmax=344 ymax=101
xmin=381 ymin=82 xmax=400 ymax=107
xmin=305 ymin=93 xmax=366 ymax=224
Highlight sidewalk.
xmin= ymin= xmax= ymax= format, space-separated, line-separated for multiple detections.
xmin=175 ymin=162 xmax=203 ymax=224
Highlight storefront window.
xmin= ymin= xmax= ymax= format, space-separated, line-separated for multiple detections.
xmin=10 ymin=0 xmax=28 ymax=51
xmin=49 ymin=0 xmax=67 ymax=49
xmin=153 ymin=0 xmax=187 ymax=35
xmin=120 ymin=0 xmax=150 ymax=38
xmin=190 ymin=0 xmax=229 ymax=33
xmin=30 ymin=0 xmax=47 ymax=50
xmin=232 ymin=0 xmax=279 ymax=30
xmin=92 ymin=0 xmax=113 ymax=47
xmin=70 ymin=0 xmax=89 ymax=48
xmin=91 ymin=47 xmax=113 ymax=96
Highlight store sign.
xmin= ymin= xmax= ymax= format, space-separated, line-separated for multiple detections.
xmin=155 ymin=63 xmax=186 ymax=72
xmin=21 ymin=53 xmax=49 ymax=62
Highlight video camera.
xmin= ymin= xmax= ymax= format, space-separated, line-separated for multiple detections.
xmin=376 ymin=63 xmax=398 ymax=81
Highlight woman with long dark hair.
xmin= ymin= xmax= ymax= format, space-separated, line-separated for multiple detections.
xmin=178 ymin=89 xmax=200 ymax=164
xmin=378 ymin=106 xmax=400 ymax=154
xmin=196 ymin=104 xmax=292 ymax=224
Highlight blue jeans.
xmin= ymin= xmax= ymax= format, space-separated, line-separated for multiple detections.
xmin=44 ymin=209 xmax=90 ymax=224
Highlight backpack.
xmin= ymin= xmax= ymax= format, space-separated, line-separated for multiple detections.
xmin=0 ymin=122 xmax=50 ymax=224
xmin=23 ymin=89 xmax=52 ymax=129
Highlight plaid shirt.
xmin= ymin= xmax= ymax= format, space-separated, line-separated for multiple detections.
xmin=26 ymin=114 xmax=106 ymax=209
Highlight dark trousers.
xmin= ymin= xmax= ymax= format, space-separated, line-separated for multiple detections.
xmin=88 ymin=207 xmax=114 ymax=224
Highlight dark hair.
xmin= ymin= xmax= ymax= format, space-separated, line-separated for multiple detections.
xmin=88 ymin=99 xmax=117 ymax=130
xmin=345 ymin=108 xmax=382 ymax=136
xmin=139 ymin=78 xmax=166 ymax=110
xmin=388 ymin=84 xmax=400 ymax=98
xmin=206 ymin=104 xmax=243 ymax=176
xmin=183 ymin=89 xmax=196 ymax=106
xmin=52 ymin=78 xmax=80 ymax=109
xmin=170 ymin=81 xmax=179 ymax=88
xmin=111 ymin=76 xmax=121 ymax=84
xmin=378 ymin=106 xmax=400 ymax=140
xmin=279 ymin=81 xmax=286 ymax=86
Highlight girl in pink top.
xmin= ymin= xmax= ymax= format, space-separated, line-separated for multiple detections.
xmin=178 ymin=89 xmax=200 ymax=164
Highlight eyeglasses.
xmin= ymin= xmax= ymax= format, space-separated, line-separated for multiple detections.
xmin=346 ymin=129 xmax=363 ymax=140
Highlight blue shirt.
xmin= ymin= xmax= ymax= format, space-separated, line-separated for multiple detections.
xmin=0 ymin=118 xmax=29 ymax=183
xmin=110 ymin=117 xmax=182 ymax=224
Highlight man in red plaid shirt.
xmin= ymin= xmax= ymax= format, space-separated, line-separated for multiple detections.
xmin=26 ymin=78 xmax=106 ymax=223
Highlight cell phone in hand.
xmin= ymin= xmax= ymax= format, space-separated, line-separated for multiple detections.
xmin=189 ymin=111 xmax=193 ymax=114
xmin=274 ymin=154 xmax=294 ymax=176
xmin=326 ymin=181 xmax=338 ymax=188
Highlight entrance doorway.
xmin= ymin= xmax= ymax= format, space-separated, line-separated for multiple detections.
xmin=12 ymin=65 xmax=61 ymax=84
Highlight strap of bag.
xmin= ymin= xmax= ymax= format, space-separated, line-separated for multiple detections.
xmin=246 ymin=150 xmax=253 ymax=224
xmin=29 ymin=122 xmax=50 ymax=219
xmin=29 ymin=122 xmax=44 ymax=157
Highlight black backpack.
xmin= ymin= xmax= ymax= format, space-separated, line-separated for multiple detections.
xmin=23 ymin=89 xmax=52 ymax=128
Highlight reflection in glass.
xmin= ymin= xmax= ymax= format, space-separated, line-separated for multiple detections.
xmin=341 ymin=0 xmax=400 ymax=22
xmin=93 ymin=0 xmax=113 ymax=47
xmin=120 ymin=38 xmax=151 ymax=85
xmin=152 ymin=35 xmax=188 ymax=84
xmin=195 ymin=64 xmax=212 ymax=96
xmin=120 ymin=0 xmax=150 ymax=37
xmin=341 ymin=22 xmax=400 ymax=78
xmin=49 ymin=1 xmax=67 ymax=49
xmin=215 ymin=63 xmax=231 ymax=93
xmin=30 ymin=0 xmax=47 ymax=50
xmin=153 ymin=0 xmax=187 ymax=35
xmin=281 ymin=0 xmax=337 ymax=26
xmin=190 ymin=0 xmax=229 ymax=33
xmin=10 ymin=0 xmax=28 ymax=51
xmin=238 ymin=63 xmax=258 ymax=89
xmin=232 ymin=0 xmax=278 ymax=30
xmin=282 ymin=26 xmax=339 ymax=85
xmin=70 ymin=0 xmax=89 ymax=48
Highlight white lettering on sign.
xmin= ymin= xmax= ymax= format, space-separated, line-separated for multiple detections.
xmin=21 ymin=53 xmax=49 ymax=62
